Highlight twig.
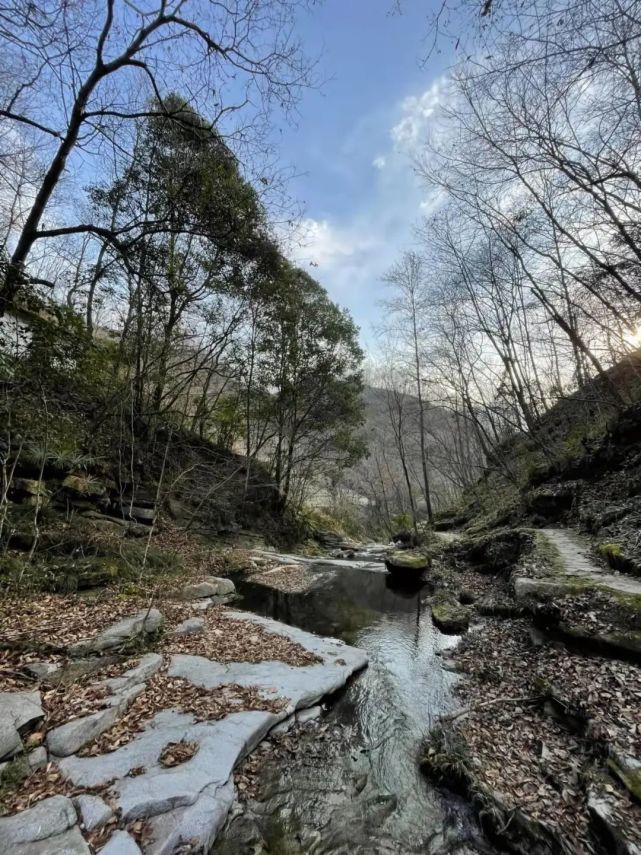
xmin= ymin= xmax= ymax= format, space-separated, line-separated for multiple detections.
xmin=439 ymin=694 xmax=542 ymax=723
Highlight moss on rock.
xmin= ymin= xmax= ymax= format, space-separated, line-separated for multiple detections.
xmin=431 ymin=596 xmax=470 ymax=634
xmin=385 ymin=550 xmax=430 ymax=574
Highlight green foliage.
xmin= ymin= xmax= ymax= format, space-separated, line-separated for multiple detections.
xmin=598 ymin=542 xmax=623 ymax=560
xmin=210 ymin=396 xmax=245 ymax=450
xmin=390 ymin=512 xmax=413 ymax=532
xmin=251 ymin=266 xmax=366 ymax=503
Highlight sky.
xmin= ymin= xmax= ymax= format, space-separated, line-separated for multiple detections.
xmin=274 ymin=0 xmax=455 ymax=348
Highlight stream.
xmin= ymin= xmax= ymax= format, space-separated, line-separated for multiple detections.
xmin=214 ymin=552 xmax=496 ymax=855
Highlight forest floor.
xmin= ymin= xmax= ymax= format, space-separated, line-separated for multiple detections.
xmin=423 ymin=527 xmax=641 ymax=854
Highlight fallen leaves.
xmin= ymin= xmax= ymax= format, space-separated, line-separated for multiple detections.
xmin=447 ymin=614 xmax=641 ymax=850
xmin=162 ymin=609 xmax=322 ymax=667
xmin=159 ymin=739 xmax=199 ymax=768
xmin=0 ymin=594 xmax=145 ymax=651
xmin=80 ymin=673 xmax=287 ymax=756
xmin=245 ymin=562 xmax=315 ymax=594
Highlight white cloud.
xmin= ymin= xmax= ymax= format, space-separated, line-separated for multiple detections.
xmin=277 ymin=76 xmax=451 ymax=348
xmin=391 ymin=79 xmax=446 ymax=150
xmin=288 ymin=217 xmax=375 ymax=269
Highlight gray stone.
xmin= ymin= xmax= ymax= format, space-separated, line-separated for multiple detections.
xmin=0 ymin=718 xmax=23 ymax=760
xmin=47 ymin=685 xmax=143 ymax=757
xmin=296 ymin=705 xmax=322 ymax=725
xmin=129 ymin=506 xmax=155 ymax=522
xmin=99 ymin=831 xmax=142 ymax=854
xmin=55 ymin=611 xmax=368 ymax=853
xmin=270 ymin=714 xmax=295 ymax=736
xmin=191 ymin=599 xmax=213 ymax=612
xmin=0 ymin=690 xmax=43 ymax=760
xmin=181 ymin=577 xmax=235 ymax=600
xmin=588 ymin=788 xmax=641 ymax=855
xmin=173 ymin=617 xmax=205 ymax=636
xmin=99 ymin=653 xmax=163 ymax=694
xmin=28 ymin=745 xmax=48 ymax=770
xmin=75 ymin=794 xmax=114 ymax=832
xmin=11 ymin=826 xmax=91 ymax=855
xmin=0 ymin=794 xmax=77 ymax=844
xmin=25 ymin=662 xmax=61 ymax=680
xmin=68 ymin=609 xmax=163 ymax=657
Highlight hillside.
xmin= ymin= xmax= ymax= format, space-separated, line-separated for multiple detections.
xmin=445 ymin=350 xmax=641 ymax=568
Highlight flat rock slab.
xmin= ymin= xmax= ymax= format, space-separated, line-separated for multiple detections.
xmin=538 ymin=529 xmax=641 ymax=598
xmin=181 ymin=577 xmax=235 ymax=600
xmin=48 ymin=685 xmax=143 ymax=757
xmin=68 ymin=610 xmax=163 ymax=657
xmin=251 ymin=550 xmax=385 ymax=573
xmin=58 ymin=612 xmax=367 ymax=853
xmin=48 ymin=656 xmax=162 ymax=757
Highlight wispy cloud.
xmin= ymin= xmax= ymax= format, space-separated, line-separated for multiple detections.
xmin=288 ymin=217 xmax=376 ymax=269
xmin=391 ymin=78 xmax=447 ymax=151
xmin=283 ymin=78 xmax=449 ymax=346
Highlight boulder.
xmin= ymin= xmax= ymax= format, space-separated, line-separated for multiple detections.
xmin=462 ymin=529 xmax=527 ymax=572
xmin=68 ymin=609 xmax=163 ymax=657
xmin=12 ymin=478 xmax=48 ymax=497
xmin=385 ymin=550 xmax=429 ymax=576
xmin=0 ymin=794 xmax=82 ymax=845
xmin=181 ymin=577 xmax=235 ymax=600
xmin=25 ymin=662 xmax=61 ymax=680
xmin=431 ymin=598 xmax=470 ymax=634
xmin=191 ymin=599 xmax=213 ymax=612
xmin=173 ymin=617 xmax=205 ymax=636
xmin=74 ymin=794 xmax=113 ymax=831
xmin=0 ymin=690 xmax=43 ymax=760
xmin=526 ymin=487 xmax=575 ymax=521
xmin=608 ymin=751 xmax=641 ymax=802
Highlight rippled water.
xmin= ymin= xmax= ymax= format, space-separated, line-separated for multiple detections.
xmin=214 ymin=559 xmax=495 ymax=855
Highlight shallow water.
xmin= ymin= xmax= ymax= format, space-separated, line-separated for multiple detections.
xmin=215 ymin=559 xmax=494 ymax=854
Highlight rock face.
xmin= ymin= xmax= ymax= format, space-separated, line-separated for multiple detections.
xmin=588 ymin=788 xmax=641 ymax=855
xmin=68 ymin=609 xmax=163 ymax=657
xmin=0 ymin=689 xmax=43 ymax=760
xmin=56 ymin=612 xmax=367 ymax=854
xmin=181 ymin=577 xmax=235 ymax=600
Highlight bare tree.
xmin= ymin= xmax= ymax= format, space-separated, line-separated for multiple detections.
xmin=0 ymin=0 xmax=313 ymax=306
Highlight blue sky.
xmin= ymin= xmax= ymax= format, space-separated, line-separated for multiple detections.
xmin=275 ymin=0 xmax=454 ymax=347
